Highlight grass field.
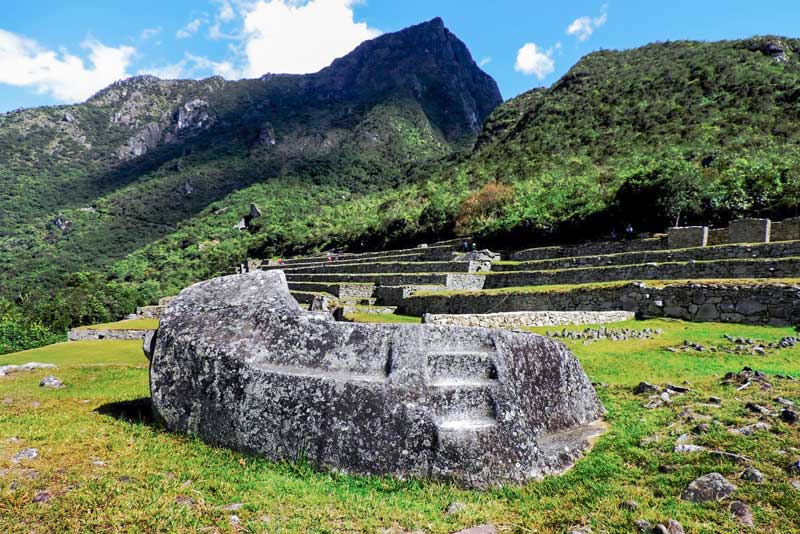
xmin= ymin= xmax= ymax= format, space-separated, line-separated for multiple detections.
xmin=1 ymin=319 xmax=799 ymax=533
xmin=76 ymin=319 xmax=160 ymax=331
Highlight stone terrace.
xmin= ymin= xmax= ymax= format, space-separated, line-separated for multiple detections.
xmin=252 ymin=218 xmax=800 ymax=326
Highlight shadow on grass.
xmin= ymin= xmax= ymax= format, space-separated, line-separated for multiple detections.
xmin=95 ymin=397 xmax=159 ymax=427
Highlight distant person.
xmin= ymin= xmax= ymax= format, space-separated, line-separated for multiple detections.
xmin=610 ymin=227 xmax=618 ymax=241
xmin=462 ymin=240 xmax=470 ymax=251
xmin=625 ymin=223 xmax=634 ymax=240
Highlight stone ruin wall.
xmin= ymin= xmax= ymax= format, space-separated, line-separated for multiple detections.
xmin=666 ymin=226 xmax=708 ymax=249
xmin=728 ymin=218 xmax=771 ymax=244
xmin=398 ymin=282 xmax=800 ymax=327
xmin=513 ymin=216 xmax=800 ymax=261
xmin=422 ymin=310 xmax=635 ymax=328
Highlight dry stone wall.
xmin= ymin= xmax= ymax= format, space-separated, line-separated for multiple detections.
xmin=512 ymin=237 xmax=666 ymax=261
xmin=398 ymin=282 xmax=800 ymax=327
xmin=729 ymin=218 xmax=771 ymax=244
xmin=494 ymin=241 xmax=800 ymax=273
xmin=667 ymin=226 xmax=708 ymax=249
xmin=484 ymin=258 xmax=800 ymax=289
xmin=423 ymin=311 xmax=635 ymax=328
xmin=771 ymin=217 xmax=800 ymax=242
xmin=68 ymin=328 xmax=151 ymax=341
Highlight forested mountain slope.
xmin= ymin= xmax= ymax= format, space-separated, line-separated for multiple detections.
xmin=0 ymin=17 xmax=500 ymax=297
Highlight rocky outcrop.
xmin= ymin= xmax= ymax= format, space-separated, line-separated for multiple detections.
xmin=175 ymin=99 xmax=211 ymax=130
xmin=116 ymin=122 xmax=163 ymax=160
xmin=148 ymin=270 xmax=605 ymax=488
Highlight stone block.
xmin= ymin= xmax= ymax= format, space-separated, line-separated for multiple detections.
xmin=728 ymin=218 xmax=771 ymax=244
xmin=667 ymin=226 xmax=708 ymax=249
xmin=148 ymin=271 xmax=605 ymax=489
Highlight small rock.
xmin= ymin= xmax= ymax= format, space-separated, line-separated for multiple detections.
xmin=634 ymin=382 xmax=659 ymax=395
xmin=775 ymin=397 xmax=795 ymax=407
xmin=651 ymin=524 xmax=669 ymax=534
xmin=675 ymin=444 xmax=707 ymax=454
xmin=445 ymin=501 xmax=467 ymax=515
xmin=741 ymin=466 xmax=765 ymax=483
xmin=2 ymin=397 xmax=13 ymax=404
xmin=454 ymin=525 xmax=497 ymax=534
xmin=666 ymin=520 xmax=685 ymax=534
xmin=791 ymin=480 xmax=800 ymax=491
xmin=667 ymin=384 xmax=690 ymax=393
xmin=619 ymin=499 xmax=639 ymax=511
xmin=745 ymin=402 xmax=770 ymax=415
xmin=223 ymin=503 xmax=244 ymax=512
xmin=568 ymin=527 xmax=592 ymax=534
xmin=32 ymin=491 xmax=50 ymax=503
xmin=780 ymin=409 xmax=798 ymax=424
xmin=659 ymin=464 xmax=680 ymax=473
xmin=12 ymin=448 xmax=38 ymax=462
xmin=787 ymin=461 xmax=800 ymax=475
xmin=709 ymin=396 xmax=722 ymax=404
xmin=693 ymin=423 xmax=711 ymax=434
xmin=681 ymin=472 xmax=736 ymax=502
xmin=39 ymin=376 xmax=64 ymax=389
xmin=175 ymin=495 xmax=194 ymax=506
xmin=730 ymin=501 xmax=753 ymax=526
xmin=634 ymin=519 xmax=652 ymax=533
xmin=734 ymin=421 xmax=771 ymax=435
xmin=229 ymin=515 xmax=240 ymax=526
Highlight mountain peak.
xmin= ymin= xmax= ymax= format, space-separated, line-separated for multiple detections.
xmin=317 ymin=17 xmax=501 ymax=143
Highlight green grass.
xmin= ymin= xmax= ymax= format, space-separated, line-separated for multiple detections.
xmin=1 ymin=320 xmax=799 ymax=532
xmin=343 ymin=312 xmax=422 ymax=324
xmin=77 ymin=318 xmax=159 ymax=331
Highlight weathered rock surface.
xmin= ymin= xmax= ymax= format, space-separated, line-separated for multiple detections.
xmin=148 ymin=270 xmax=605 ymax=488
xmin=39 ymin=376 xmax=64 ymax=389
xmin=681 ymin=472 xmax=736 ymax=502
xmin=0 ymin=363 xmax=56 ymax=377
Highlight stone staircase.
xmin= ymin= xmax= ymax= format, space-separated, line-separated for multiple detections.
xmin=426 ymin=350 xmax=499 ymax=432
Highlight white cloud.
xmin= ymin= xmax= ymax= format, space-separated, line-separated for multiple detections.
xmin=0 ymin=29 xmax=134 ymax=102
xmin=478 ymin=56 xmax=491 ymax=67
xmin=240 ymin=0 xmax=381 ymax=77
xmin=140 ymin=27 xmax=162 ymax=40
xmin=566 ymin=6 xmax=608 ymax=42
xmin=217 ymin=0 xmax=235 ymax=22
xmin=177 ymin=18 xmax=204 ymax=39
xmin=514 ymin=43 xmax=555 ymax=79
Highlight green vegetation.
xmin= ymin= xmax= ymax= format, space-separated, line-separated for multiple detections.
xmin=4 ymin=34 xmax=800 ymax=356
xmin=342 ymin=312 xmax=422 ymax=324
xmin=1 ymin=319 xmax=799 ymax=532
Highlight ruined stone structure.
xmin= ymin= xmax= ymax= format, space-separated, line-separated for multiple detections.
xmin=146 ymin=271 xmax=605 ymax=488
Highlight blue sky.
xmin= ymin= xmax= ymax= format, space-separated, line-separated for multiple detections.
xmin=1 ymin=0 xmax=799 ymax=112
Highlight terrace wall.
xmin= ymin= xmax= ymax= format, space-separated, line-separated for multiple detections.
xmin=398 ymin=282 xmax=800 ymax=327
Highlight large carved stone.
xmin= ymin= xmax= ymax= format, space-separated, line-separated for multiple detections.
xmin=147 ymin=271 xmax=605 ymax=488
